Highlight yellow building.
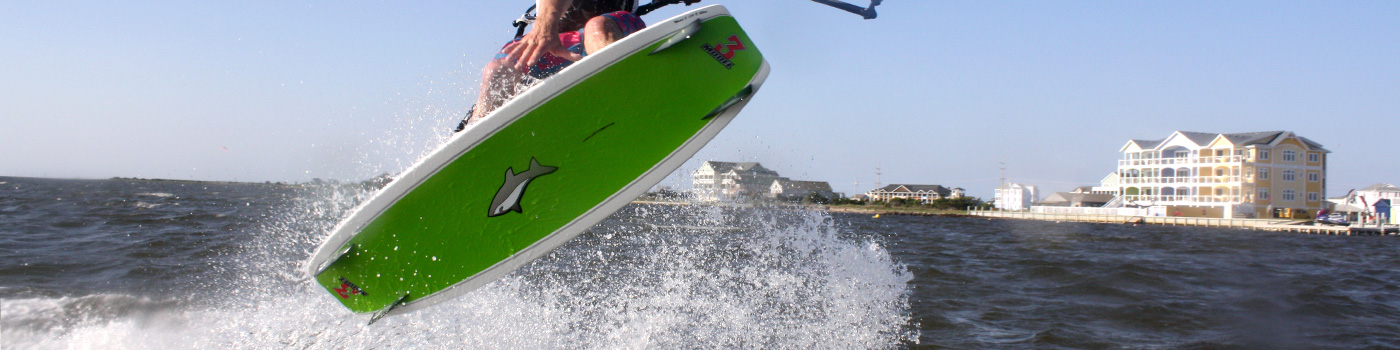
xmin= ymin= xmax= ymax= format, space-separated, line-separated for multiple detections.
xmin=1115 ymin=131 xmax=1328 ymax=218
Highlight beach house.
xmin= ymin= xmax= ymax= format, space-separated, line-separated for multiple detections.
xmin=769 ymin=179 xmax=836 ymax=201
xmin=1114 ymin=131 xmax=1328 ymax=218
xmin=993 ymin=183 xmax=1039 ymax=211
xmin=691 ymin=161 xmax=782 ymax=201
xmin=865 ymin=184 xmax=963 ymax=204
xmin=1329 ymin=183 xmax=1400 ymax=223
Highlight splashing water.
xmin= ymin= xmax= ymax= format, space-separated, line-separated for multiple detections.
xmin=2 ymin=182 xmax=917 ymax=349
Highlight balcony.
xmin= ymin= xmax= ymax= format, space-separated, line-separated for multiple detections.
xmin=1123 ymin=195 xmax=1243 ymax=204
xmin=1118 ymin=176 xmax=1241 ymax=185
xmin=1118 ymin=155 xmax=1243 ymax=167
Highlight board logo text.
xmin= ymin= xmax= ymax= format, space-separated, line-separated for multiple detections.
xmin=702 ymin=35 xmax=746 ymax=69
xmin=335 ymin=276 xmax=368 ymax=298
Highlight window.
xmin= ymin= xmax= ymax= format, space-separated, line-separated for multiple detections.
xmin=1308 ymin=153 xmax=1319 ymax=162
xmin=1259 ymin=188 xmax=1270 ymax=200
xmin=1259 ymin=167 xmax=1269 ymax=180
xmin=1308 ymin=192 xmax=1319 ymax=201
xmin=1308 ymin=172 xmax=1319 ymax=182
xmin=1282 ymin=170 xmax=1296 ymax=181
xmin=1260 ymin=150 xmax=1270 ymax=160
xmin=1283 ymin=150 xmax=1296 ymax=161
xmin=1245 ymin=167 xmax=1253 ymax=179
xmin=1282 ymin=189 xmax=1296 ymax=201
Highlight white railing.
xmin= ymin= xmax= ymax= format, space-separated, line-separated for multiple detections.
xmin=1117 ymin=176 xmax=1241 ymax=185
xmin=1122 ymin=195 xmax=1242 ymax=203
xmin=1119 ymin=156 xmax=1243 ymax=167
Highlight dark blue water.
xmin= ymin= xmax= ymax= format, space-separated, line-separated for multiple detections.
xmin=3 ymin=176 xmax=1398 ymax=349
xmin=866 ymin=215 xmax=1400 ymax=349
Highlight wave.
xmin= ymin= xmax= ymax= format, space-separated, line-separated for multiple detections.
xmin=2 ymin=294 xmax=185 ymax=349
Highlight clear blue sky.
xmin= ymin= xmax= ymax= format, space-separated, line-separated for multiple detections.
xmin=3 ymin=1 xmax=1396 ymax=199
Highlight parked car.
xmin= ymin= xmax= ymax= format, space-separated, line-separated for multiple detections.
xmin=1316 ymin=213 xmax=1350 ymax=226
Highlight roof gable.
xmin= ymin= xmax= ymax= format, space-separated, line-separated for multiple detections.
xmin=1206 ymin=134 xmax=1235 ymax=148
xmin=1295 ymin=136 xmax=1328 ymax=152
xmin=1222 ymin=131 xmax=1283 ymax=146
xmin=698 ymin=161 xmax=738 ymax=173
xmin=1122 ymin=131 xmax=1322 ymax=153
xmin=1176 ymin=131 xmax=1218 ymax=147
xmin=701 ymin=161 xmax=780 ymax=177
xmin=872 ymin=184 xmax=950 ymax=195
xmin=1121 ymin=139 xmax=1161 ymax=152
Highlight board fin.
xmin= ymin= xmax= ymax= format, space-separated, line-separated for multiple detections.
xmin=367 ymin=293 xmax=410 ymax=325
xmin=650 ymin=19 xmax=703 ymax=55
xmin=703 ymin=85 xmax=756 ymax=120
xmin=312 ymin=243 xmax=357 ymax=277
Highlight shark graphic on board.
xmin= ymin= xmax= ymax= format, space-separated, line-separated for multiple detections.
xmin=489 ymin=157 xmax=559 ymax=217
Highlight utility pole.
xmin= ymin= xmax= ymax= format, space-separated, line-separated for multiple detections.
xmin=999 ymin=161 xmax=1007 ymax=187
xmin=875 ymin=164 xmax=883 ymax=190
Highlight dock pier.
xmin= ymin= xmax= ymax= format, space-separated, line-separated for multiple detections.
xmin=967 ymin=210 xmax=1399 ymax=236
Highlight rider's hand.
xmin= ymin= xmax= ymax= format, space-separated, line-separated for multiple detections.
xmin=503 ymin=1 xmax=583 ymax=72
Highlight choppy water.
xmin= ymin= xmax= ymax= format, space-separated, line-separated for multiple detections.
xmin=0 ymin=177 xmax=913 ymax=349
xmin=3 ymin=176 xmax=1398 ymax=349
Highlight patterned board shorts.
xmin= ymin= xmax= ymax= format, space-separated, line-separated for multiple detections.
xmin=495 ymin=11 xmax=647 ymax=79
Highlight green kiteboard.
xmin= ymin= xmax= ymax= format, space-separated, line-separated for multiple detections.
xmin=306 ymin=5 xmax=769 ymax=322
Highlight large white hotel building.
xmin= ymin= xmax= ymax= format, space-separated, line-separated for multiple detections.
xmin=1112 ymin=131 xmax=1328 ymax=219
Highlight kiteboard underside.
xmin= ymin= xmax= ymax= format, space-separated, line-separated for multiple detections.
xmin=306 ymin=5 xmax=769 ymax=319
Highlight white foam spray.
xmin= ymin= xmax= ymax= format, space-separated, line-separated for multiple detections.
xmin=4 ymin=193 xmax=916 ymax=349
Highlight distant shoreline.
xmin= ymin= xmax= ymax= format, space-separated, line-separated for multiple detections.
xmin=627 ymin=200 xmax=978 ymax=217
xmin=1 ymin=176 xmax=973 ymax=219
xmin=825 ymin=205 xmax=973 ymax=217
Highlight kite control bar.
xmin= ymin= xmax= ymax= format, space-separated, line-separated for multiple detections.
xmin=636 ymin=0 xmax=702 ymax=16
xmin=643 ymin=0 xmax=882 ymax=19
xmin=810 ymin=0 xmax=881 ymax=19
xmin=512 ymin=5 xmax=538 ymax=38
